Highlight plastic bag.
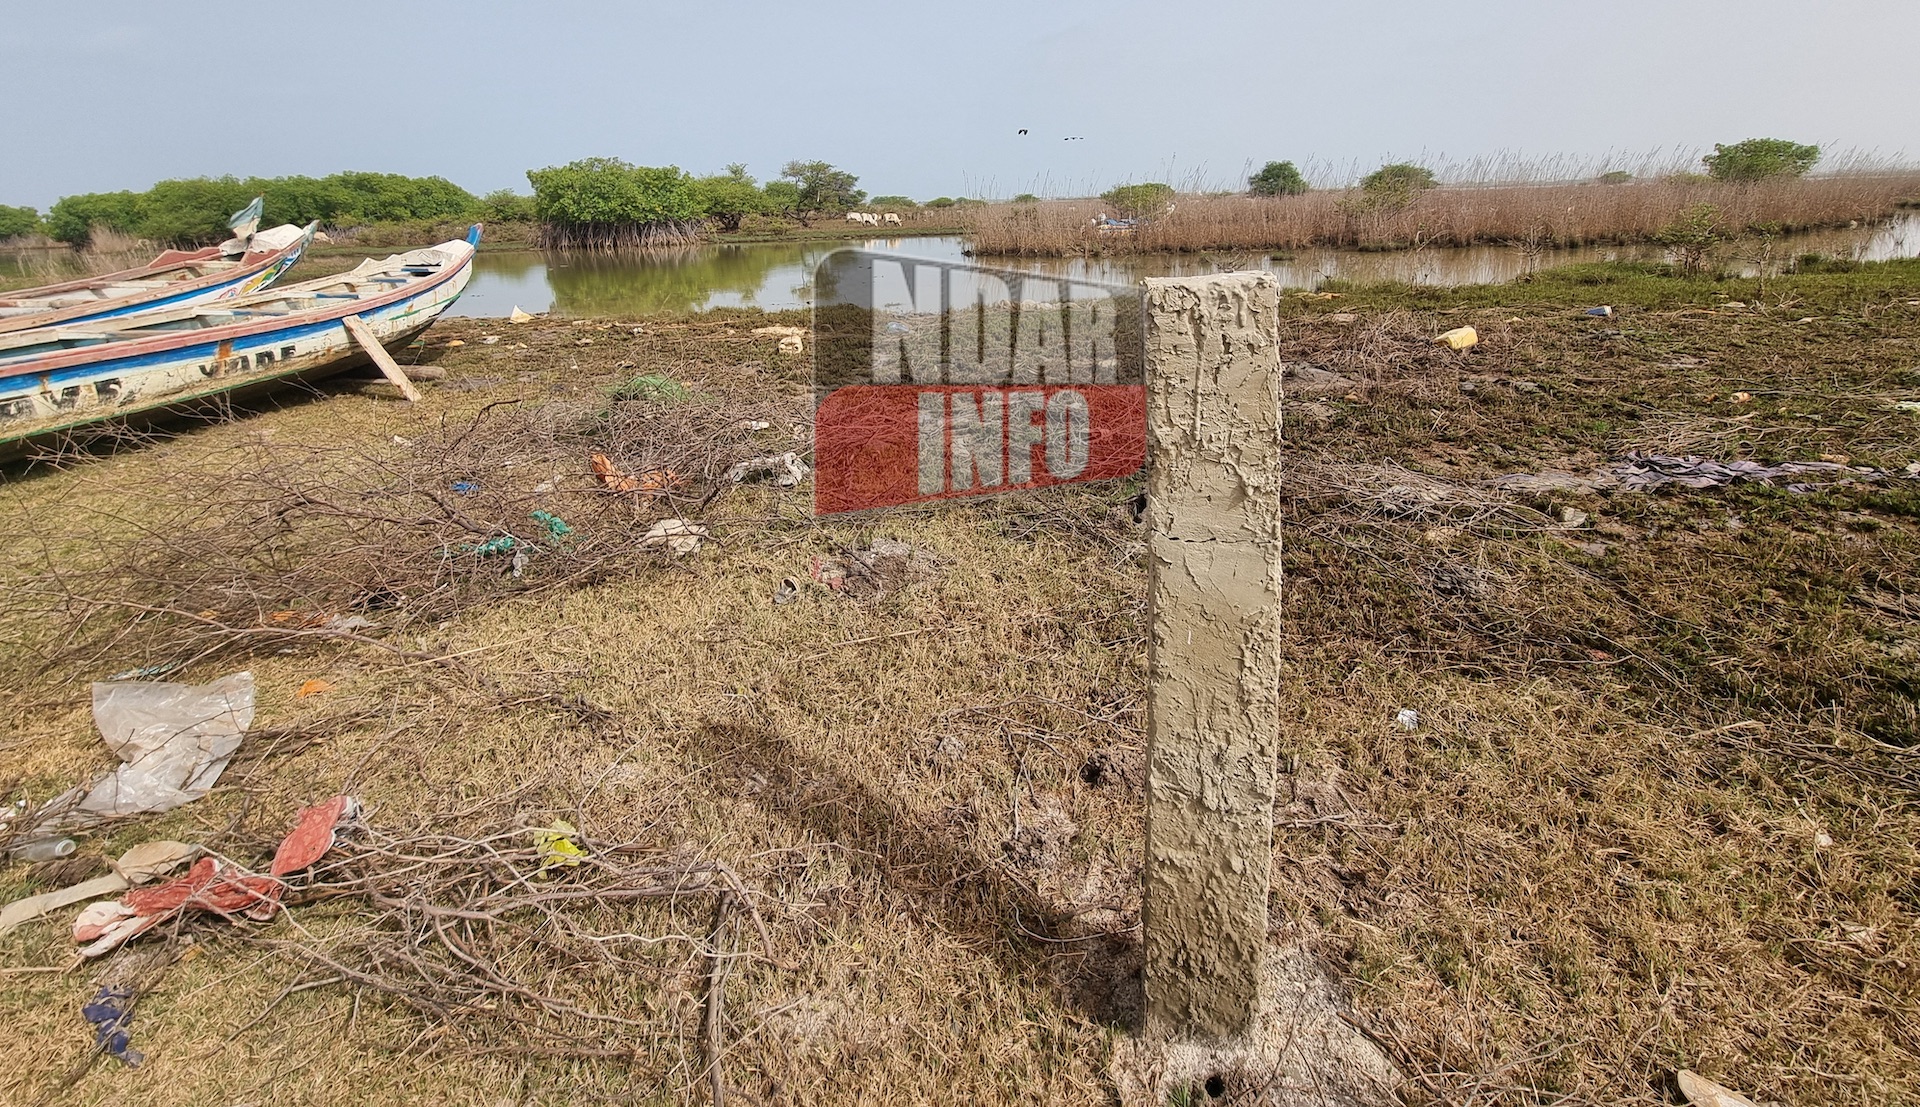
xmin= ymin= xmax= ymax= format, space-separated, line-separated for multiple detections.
xmin=78 ymin=672 xmax=254 ymax=818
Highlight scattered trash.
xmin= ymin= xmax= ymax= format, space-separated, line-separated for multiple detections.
xmin=1721 ymin=301 xmax=1747 ymax=310
xmin=530 ymin=818 xmax=587 ymax=871
xmin=295 ymin=679 xmax=334 ymax=699
xmin=72 ymin=797 xmax=356 ymax=957
xmin=44 ymin=673 xmax=257 ymax=823
xmin=106 ymin=662 xmax=183 ymax=682
xmin=390 ymin=434 xmax=415 ymax=446
xmin=1558 ymin=506 xmax=1591 ymax=528
xmin=456 ymin=536 xmax=519 ymax=558
xmin=0 ymin=841 xmax=201 ymax=935
xmin=640 ymin=519 xmax=710 ymax=557
xmin=444 ymin=339 xmax=465 ymax=348
xmin=1907 ymin=461 xmax=1920 ymax=476
xmin=772 ymin=577 xmax=801 ymax=605
xmin=115 ymin=841 xmax=201 ymax=883
xmin=1730 ymin=391 xmax=1752 ymax=404
xmin=323 ymin=614 xmax=379 ymax=634
xmin=451 ymin=480 xmax=480 ymax=494
xmin=1435 ymin=326 xmax=1478 ymax=351
xmin=1676 ymin=1070 xmax=1758 ymax=1107
xmin=529 ymin=509 xmax=573 ymax=540
xmin=508 ymin=307 xmax=535 ymax=324
xmin=12 ymin=837 xmax=76 ymax=862
xmin=726 ymin=452 xmax=810 ymax=488
xmin=1584 ymin=306 xmax=1614 ymax=317
xmin=1497 ymin=452 xmax=1919 ymax=496
xmin=73 ymin=857 xmax=278 ymax=956
xmin=1896 ymin=401 xmax=1920 ymax=415
xmin=82 ymin=986 xmax=145 ymax=1067
xmin=739 ymin=419 xmax=773 ymax=432
xmin=272 ymin=795 xmax=359 ymax=876
xmin=751 ymin=325 xmax=807 ymax=355
xmin=1282 ymin=362 xmax=1358 ymax=397
xmin=810 ymin=538 xmax=938 ymax=601
xmin=1395 ymin=709 xmax=1420 ymax=731
xmin=884 ymin=320 xmax=911 ymax=334
xmin=2 ymin=872 xmax=122 ymax=934
xmin=591 ymin=453 xmax=684 ymax=499
xmin=479 ymin=335 xmax=500 ymax=345
xmin=1326 ymin=312 xmax=1359 ymax=324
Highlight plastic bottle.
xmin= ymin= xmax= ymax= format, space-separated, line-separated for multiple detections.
xmin=11 ymin=837 xmax=77 ymax=862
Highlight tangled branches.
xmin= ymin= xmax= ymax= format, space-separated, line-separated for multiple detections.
xmin=247 ymin=809 xmax=771 ymax=1097
xmin=1 ymin=374 xmax=812 ymax=683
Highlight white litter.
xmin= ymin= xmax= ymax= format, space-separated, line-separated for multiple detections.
xmin=640 ymin=519 xmax=710 ymax=557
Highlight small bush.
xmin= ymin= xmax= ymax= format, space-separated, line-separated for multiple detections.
xmin=923 ymin=197 xmax=956 ymax=209
xmin=1100 ymin=182 xmax=1174 ymax=218
xmin=1361 ymin=163 xmax=1438 ymax=193
xmin=1010 ymin=193 xmax=1040 ymax=204
xmin=1249 ymin=161 xmax=1308 ymax=196
xmin=478 ymin=189 xmax=536 ymax=223
xmin=870 ymin=195 xmax=918 ymax=209
xmin=1704 ymin=138 xmax=1821 ymax=182
xmin=1654 ymin=202 xmax=1723 ymax=273
xmin=1596 ymin=171 xmax=1633 ymax=185
xmin=0 ymin=204 xmax=40 ymax=239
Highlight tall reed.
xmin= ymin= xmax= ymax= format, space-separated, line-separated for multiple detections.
xmin=969 ymin=173 xmax=1920 ymax=257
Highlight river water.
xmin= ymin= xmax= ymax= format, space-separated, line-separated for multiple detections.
xmin=448 ymin=214 xmax=1920 ymax=319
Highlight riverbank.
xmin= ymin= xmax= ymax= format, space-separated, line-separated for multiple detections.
xmin=1 ymin=260 xmax=1917 ymax=1106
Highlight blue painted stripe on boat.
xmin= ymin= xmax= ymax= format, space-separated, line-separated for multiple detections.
xmin=0 ymin=289 xmax=449 ymax=390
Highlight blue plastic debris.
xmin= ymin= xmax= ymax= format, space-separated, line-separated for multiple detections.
xmin=1584 ymin=306 xmax=1614 ymax=318
xmin=451 ymin=481 xmax=480 ymax=494
xmin=82 ymin=986 xmax=144 ymax=1067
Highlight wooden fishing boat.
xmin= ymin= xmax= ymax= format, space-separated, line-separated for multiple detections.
xmin=0 ymin=223 xmax=317 ymax=335
xmin=0 ymin=227 xmax=479 ymax=457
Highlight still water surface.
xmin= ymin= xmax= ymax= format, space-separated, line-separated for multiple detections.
xmin=449 ymin=214 xmax=1920 ymax=319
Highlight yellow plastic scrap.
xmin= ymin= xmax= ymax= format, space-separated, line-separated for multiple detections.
xmin=1435 ymin=326 xmax=1479 ymax=351
xmin=530 ymin=819 xmax=587 ymax=871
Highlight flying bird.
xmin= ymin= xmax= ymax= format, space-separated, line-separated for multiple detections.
xmin=1017 ymin=129 xmax=1028 ymax=135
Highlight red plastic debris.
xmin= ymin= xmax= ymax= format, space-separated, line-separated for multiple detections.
xmin=272 ymin=795 xmax=356 ymax=876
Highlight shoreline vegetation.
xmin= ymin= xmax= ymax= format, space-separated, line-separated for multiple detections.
xmin=967 ymin=172 xmax=1920 ymax=257
xmin=6 ymin=144 xmax=1918 ymax=281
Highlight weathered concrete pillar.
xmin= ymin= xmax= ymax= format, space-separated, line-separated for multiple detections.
xmin=1139 ymin=271 xmax=1283 ymax=1040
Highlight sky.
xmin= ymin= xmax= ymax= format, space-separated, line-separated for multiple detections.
xmin=6 ymin=0 xmax=1919 ymax=210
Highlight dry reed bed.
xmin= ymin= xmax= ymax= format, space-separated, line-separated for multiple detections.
xmin=970 ymin=173 xmax=1920 ymax=256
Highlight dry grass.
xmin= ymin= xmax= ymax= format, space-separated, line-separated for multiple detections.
xmin=970 ymin=173 xmax=1920 ymax=256
xmin=1 ymin=261 xmax=1918 ymax=1105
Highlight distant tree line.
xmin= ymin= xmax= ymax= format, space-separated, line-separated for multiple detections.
xmin=29 ymin=172 xmax=481 ymax=247
xmin=525 ymin=158 xmax=883 ymax=247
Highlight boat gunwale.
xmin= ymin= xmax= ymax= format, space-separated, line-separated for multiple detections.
xmin=0 ymin=225 xmax=317 ymax=336
xmin=0 ymin=238 xmax=475 ymax=378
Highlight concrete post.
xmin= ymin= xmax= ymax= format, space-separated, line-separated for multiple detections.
xmin=1139 ymin=271 xmax=1283 ymax=1040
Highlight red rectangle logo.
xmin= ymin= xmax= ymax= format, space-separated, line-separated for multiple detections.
xmin=812 ymin=250 xmax=1145 ymax=514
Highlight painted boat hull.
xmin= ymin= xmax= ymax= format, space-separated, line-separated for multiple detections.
xmin=0 ymin=224 xmax=316 ymax=335
xmin=0 ymin=233 xmax=475 ymax=458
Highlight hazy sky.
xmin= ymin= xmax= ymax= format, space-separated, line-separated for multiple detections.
xmin=7 ymin=0 xmax=1917 ymax=210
